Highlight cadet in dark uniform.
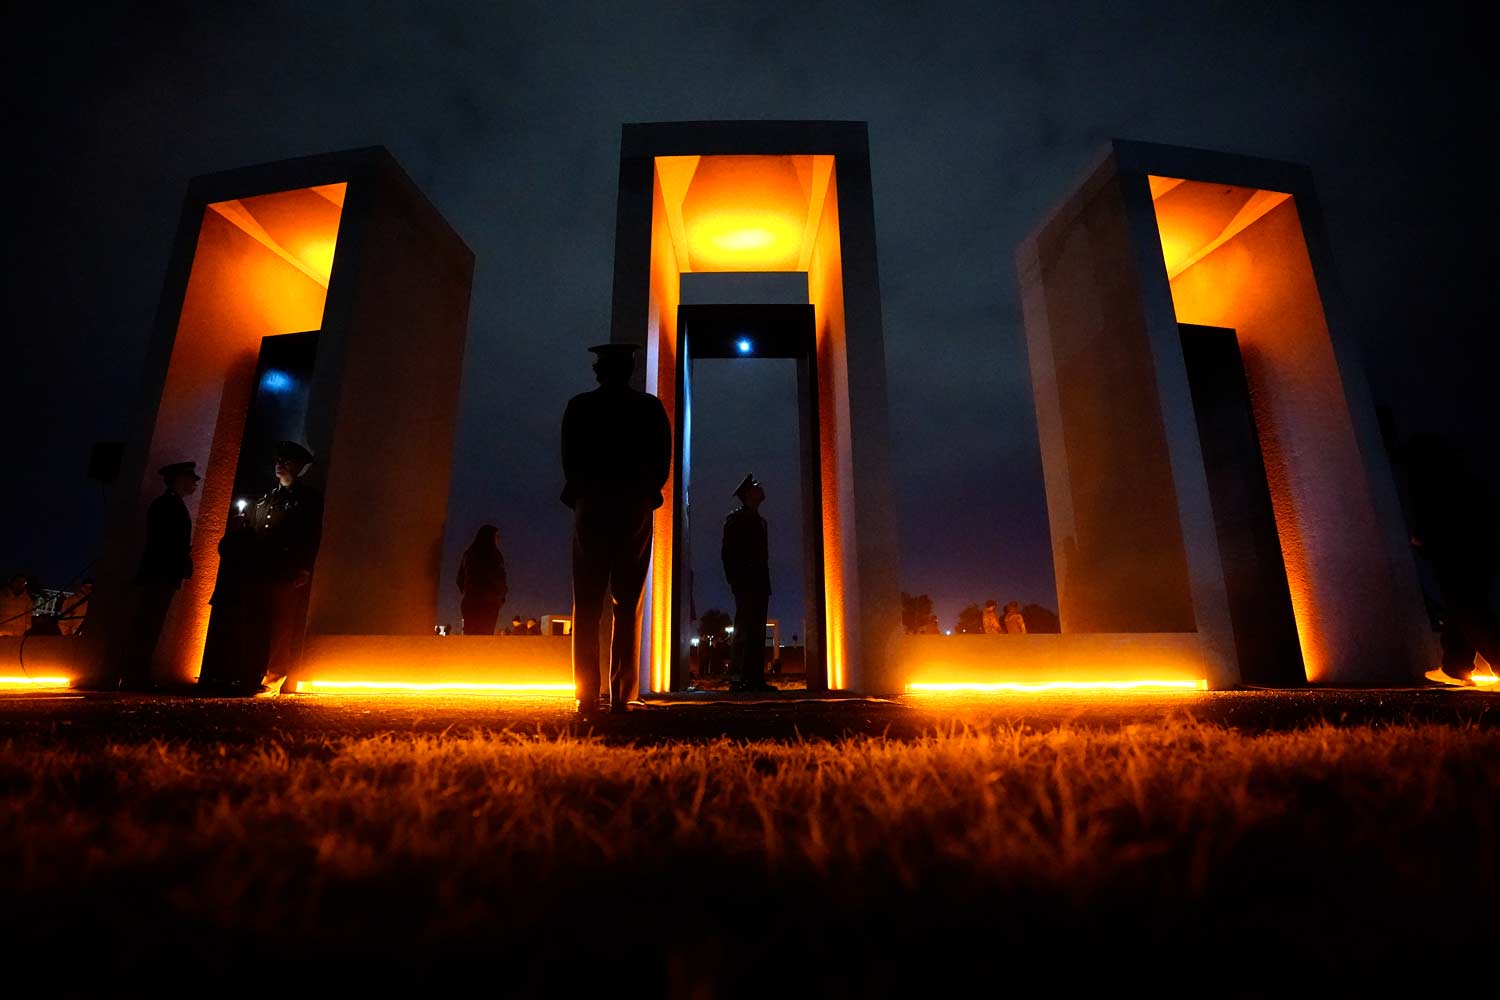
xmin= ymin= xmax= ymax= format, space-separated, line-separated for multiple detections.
xmin=722 ymin=474 xmax=774 ymax=693
xmin=197 ymin=498 xmax=267 ymax=694
xmin=251 ymin=440 xmax=324 ymax=695
xmin=561 ymin=343 xmax=671 ymax=715
xmin=120 ymin=460 xmax=199 ymax=690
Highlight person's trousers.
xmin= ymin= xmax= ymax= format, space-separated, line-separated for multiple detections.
xmin=731 ymin=590 xmax=769 ymax=685
xmin=121 ymin=579 xmax=176 ymax=688
xmin=461 ymin=599 xmax=502 ymax=636
xmin=264 ymin=581 xmax=312 ymax=682
xmin=571 ymin=501 xmax=653 ymax=707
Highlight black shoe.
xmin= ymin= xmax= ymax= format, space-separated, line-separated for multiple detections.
xmin=576 ymin=698 xmax=607 ymax=717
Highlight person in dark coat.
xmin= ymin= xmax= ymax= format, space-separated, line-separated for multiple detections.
xmin=1406 ymin=434 xmax=1500 ymax=682
xmin=457 ymin=524 xmax=508 ymax=635
xmin=561 ymin=343 xmax=671 ymax=715
xmin=251 ymin=440 xmax=323 ymax=695
xmin=197 ymin=499 xmax=268 ymax=693
xmin=120 ymin=460 xmax=199 ymax=689
xmin=723 ymin=474 xmax=774 ymax=693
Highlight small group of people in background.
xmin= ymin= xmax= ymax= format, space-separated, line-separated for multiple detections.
xmin=982 ymin=599 xmax=1028 ymax=635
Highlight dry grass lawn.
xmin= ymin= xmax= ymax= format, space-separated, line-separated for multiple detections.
xmin=3 ymin=718 xmax=1496 ymax=993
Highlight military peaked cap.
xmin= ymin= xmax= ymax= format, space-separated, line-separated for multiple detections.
xmin=158 ymin=460 xmax=201 ymax=481
xmin=733 ymin=473 xmax=761 ymax=498
xmin=274 ymin=441 xmax=314 ymax=466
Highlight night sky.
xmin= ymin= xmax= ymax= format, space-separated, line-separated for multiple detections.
xmin=5 ymin=1 xmax=1490 ymax=632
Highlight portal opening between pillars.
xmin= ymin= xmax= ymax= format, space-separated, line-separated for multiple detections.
xmin=609 ymin=122 xmax=901 ymax=695
xmin=672 ymin=304 xmax=827 ymax=692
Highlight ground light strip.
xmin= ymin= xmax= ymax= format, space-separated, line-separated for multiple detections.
xmin=0 ymin=676 xmax=73 ymax=688
xmin=907 ymin=679 xmax=1209 ymax=693
xmin=296 ymin=680 xmax=575 ymax=694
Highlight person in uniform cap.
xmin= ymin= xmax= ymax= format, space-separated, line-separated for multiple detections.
xmin=560 ymin=342 xmax=671 ymax=714
xmin=248 ymin=440 xmax=324 ymax=695
xmin=119 ymin=460 xmax=200 ymax=689
xmin=722 ymin=473 xmax=775 ymax=693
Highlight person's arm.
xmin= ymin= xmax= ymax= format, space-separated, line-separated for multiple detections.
xmin=560 ymin=398 xmax=580 ymax=506
xmin=722 ymin=517 xmax=744 ymax=593
xmin=291 ymin=489 xmax=325 ymax=583
xmin=649 ymin=397 xmax=672 ymax=493
xmin=174 ymin=500 xmax=194 ymax=579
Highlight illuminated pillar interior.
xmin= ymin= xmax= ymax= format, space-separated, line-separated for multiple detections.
xmin=1016 ymin=141 xmax=1433 ymax=689
xmin=639 ymin=153 xmax=851 ymax=692
xmin=141 ymin=184 xmax=345 ymax=682
xmin=1148 ymin=176 xmax=1423 ymax=682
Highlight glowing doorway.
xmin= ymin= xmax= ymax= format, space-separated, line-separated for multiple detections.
xmin=609 ymin=123 xmax=901 ymax=695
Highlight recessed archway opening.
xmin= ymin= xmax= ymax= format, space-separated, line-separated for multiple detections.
xmin=677 ymin=303 xmax=823 ymax=692
xmin=140 ymin=183 xmax=345 ymax=681
xmin=1149 ymin=175 xmax=1374 ymax=683
xmin=642 ymin=152 xmax=854 ymax=693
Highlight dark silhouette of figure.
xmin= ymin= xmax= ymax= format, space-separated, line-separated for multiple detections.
xmin=251 ymin=441 xmax=323 ymax=695
xmin=457 ymin=525 xmax=508 ymax=635
xmin=1406 ymin=435 xmax=1500 ymax=682
xmin=508 ymin=615 xmax=523 ymax=636
xmin=561 ymin=343 xmax=671 ymax=714
xmin=198 ymin=501 xmax=267 ymax=693
xmin=120 ymin=461 xmax=199 ymax=689
xmin=722 ymin=474 xmax=774 ymax=692
xmin=0 ymin=572 xmax=36 ymax=637
xmin=526 ymin=617 xmax=542 ymax=635
xmin=982 ymin=600 xmax=1002 ymax=634
xmin=1002 ymin=600 xmax=1027 ymax=635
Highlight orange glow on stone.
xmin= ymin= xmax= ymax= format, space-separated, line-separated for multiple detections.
xmin=646 ymin=153 xmax=845 ymax=691
xmin=1149 ymin=175 xmax=1386 ymax=684
xmin=145 ymin=184 xmax=346 ymax=684
xmin=0 ymin=676 xmax=72 ymax=689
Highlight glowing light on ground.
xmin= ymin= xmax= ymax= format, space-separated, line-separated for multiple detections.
xmin=0 ymin=676 xmax=72 ymax=689
xmin=907 ymin=679 xmax=1208 ymax=693
xmin=1424 ymin=667 xmax=1499 ymax=688
xmin=297 ymin=680 xmax=575 ymax=695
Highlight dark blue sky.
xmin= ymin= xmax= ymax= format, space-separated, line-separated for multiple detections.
xmin=4 ymin=1 xmax=1490 ymax=630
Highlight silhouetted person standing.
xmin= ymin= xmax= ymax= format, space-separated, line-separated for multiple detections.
xmin=121 ymin=461 xmax=199 ymax=689
xmin=561 ymin=343 xmax=671 ymax=714
xmin=457 ymin=525 xmax=508 ymax=635
xmin=0 ymin=573 xmax=35 ymax=637
xmin=982 ymin=600 xmax=1002 ymax=635
xmin=1407 ymin=435 xmax=1500 ymax=682
xmin=252 ymin=441 xmax=323 ymax=695
xmin=198 ymin=500 xmax=265 ymax=694
xmin=723 ymin=474 xmax=774 ymax=693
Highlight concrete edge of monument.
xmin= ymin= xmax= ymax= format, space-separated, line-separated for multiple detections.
xmin=608 ymin=120 xmax=903 ymax=695
xmin=68 ymin=146 xmax=480 ymax=690
xmin=12 ymin=131 xmax=1440 ymax=696
xmin=1011 ymin=138 xmax=1435 ymax=689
